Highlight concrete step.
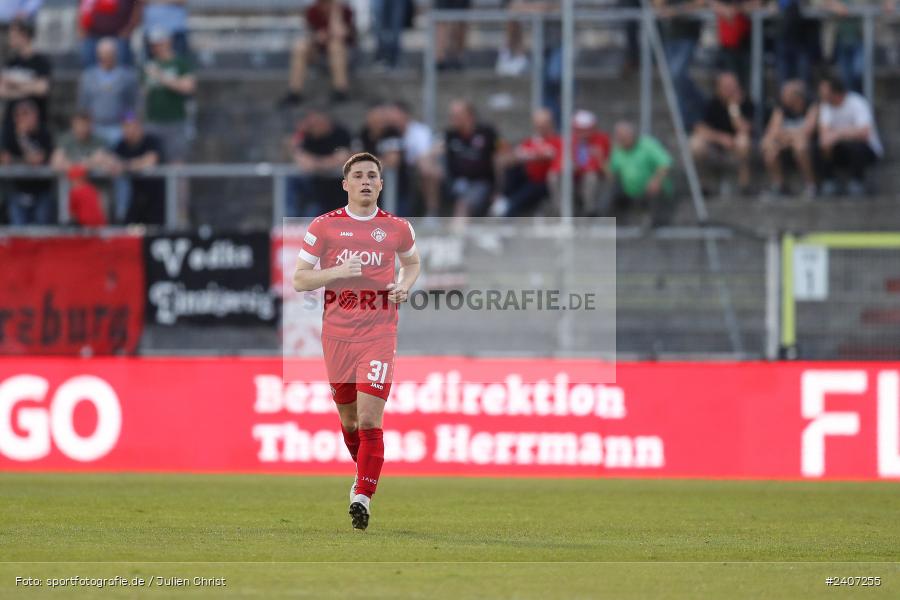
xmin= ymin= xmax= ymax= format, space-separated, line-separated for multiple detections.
xmin=674 ymin=197 xmax=900 ymax=232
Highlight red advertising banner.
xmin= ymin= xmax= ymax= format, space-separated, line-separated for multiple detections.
xmin=1 ymin=358 xmax=898 ymax=480
xmin=0 ymin=236 xmax=144 ymax=356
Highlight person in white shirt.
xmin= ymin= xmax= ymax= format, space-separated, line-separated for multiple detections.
xmin=817 ymin=74 xmax=882 ymax=196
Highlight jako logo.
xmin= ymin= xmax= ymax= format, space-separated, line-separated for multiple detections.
xmin=340 ymin=232 xmax=354 ymax=237
xmin=0 ymin=375 xmax=122 ymax=462
xmin=801 ymin=369 xmax=900 ymax=478
xmin=336 ymin=249 xmax=383 ymax=266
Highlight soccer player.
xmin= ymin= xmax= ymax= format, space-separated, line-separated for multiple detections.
xmin=293 ymin=152 xmax=420 ymax=531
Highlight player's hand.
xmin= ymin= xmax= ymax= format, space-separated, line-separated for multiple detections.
xmin=386 ymin=282 xmax=409 ymax=304
xmin=336 ymin=256 xmax=362 ymax=279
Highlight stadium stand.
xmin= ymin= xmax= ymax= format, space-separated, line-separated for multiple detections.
xmin=3 ymin=0 xmax=900 ymax=359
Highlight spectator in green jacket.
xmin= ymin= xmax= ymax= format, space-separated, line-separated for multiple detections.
xmin=143 ymin=28 xmax=195 ymax=163
xmin=605 ymin=120 xmax=675 ymax=226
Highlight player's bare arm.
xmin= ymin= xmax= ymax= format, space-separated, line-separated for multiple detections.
xmin=292 ymin=254 xmax=362 ymax=292
xmin=387 ymin=249 xmax=421 ymax=304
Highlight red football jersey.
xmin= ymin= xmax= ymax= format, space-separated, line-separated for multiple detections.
xmin=299 ymin=205 xmax=416 ymax=341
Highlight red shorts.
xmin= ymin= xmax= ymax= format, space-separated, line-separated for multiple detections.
xmin=322 ymin=334 xmax=396 ymax=404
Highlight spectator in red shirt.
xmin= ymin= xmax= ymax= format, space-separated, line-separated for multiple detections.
xmin=548 ymin=109 xmax=610 ymax=216
xmin=79 ymin=0 xmax=142 ymax=67
xmin=279 ymin=0 xmax=354 ymax=106
xmin=712 ymin=0 xmax=758 ymax=87
xmin=493 ymin=108 xmax=560 ymax=217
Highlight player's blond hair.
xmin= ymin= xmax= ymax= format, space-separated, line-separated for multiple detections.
xmin=342 ymin=152 xmax=383 ymax=178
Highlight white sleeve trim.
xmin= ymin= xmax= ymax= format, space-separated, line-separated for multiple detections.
xmin=299 ymin=248 xmax=320 ymax=265
xmin=398 ymin=243 xmax=417 ymax=258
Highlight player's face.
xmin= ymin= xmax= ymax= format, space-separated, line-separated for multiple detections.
xmin=342 ymin=161 xmax=383 ymax=207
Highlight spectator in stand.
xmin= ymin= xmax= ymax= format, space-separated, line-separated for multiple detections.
xmin=548 ymin=109 xmax=610 ymax=216
xmin=773 ymin=0 xmax=820 ymax=88
xmin=505 ymin=1 xmax=563 ymax=126
xmin=51 ymin=110 xmax=118 ymax=174
xmin=0 ymin=19 xmax=50 ymax=133
xmin=142 ymin=0 xmax=190 ymax=59
xmin=817 ymin=74 xmax=882 ymax=196
xmin=113 ymin=113 xmax=165 ymax=225
xmin=761 ymin=79 xmax=817 ymax=198
xmin=619 ymin=0 xmax=641 ymax=74
xmin=493 ymin=2 xmax=565 ymax=125
xmin=1 ymin=99 xmax=53 ymax=225
xmin=435 ymin=0 xmax=470 ymax=70
xmin=712 ymin=0 xmax=758 ymax=87
xmin=143 ymin=28 xmax=195 ymax=162
xmin=822 ymin=0 xmax=885 ymax=93
xmin=385 ymin=99 xmax=441 ymax=217
xmin=279 ymin=0 xmax=354 ymax=106
xmin=372 ymin=0 xmax=412 ymax=69
xmin=690 ymin=71 xmax=754 ymax=193
xmin=496 ymin=1 xmax=529 ymax=76
xmin=605 ymin=120 xmax=675 ymax=225
xmin=77 ymin=37 xmax=139 ymax=147
xmin=0 ymin=0 xmax=42 ymax=65
xmin=353 ymin=103 xmax=408 ymax=214
xmin=51 ymin=111 xmax=119 ymax=225
xmin=494 ymin=108 xmax=560 ymax=217
xmin=442 ymin=99 xmax=500 ymax=218
xmin=79 ymin=0 xmax=142 ymax=67
xmin=655 ymin=0 xmax=707 ymax=130
xmin=287 ymin=109 xmax=352 ymax=217
xmin=355 ymin=103 xmax=401 ymax=158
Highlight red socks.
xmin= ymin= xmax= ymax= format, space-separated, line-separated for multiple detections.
xmin=355 ymin=428 xmax=384 ymax=498
xmin=341 ymin=425 xmax=360 ymax=462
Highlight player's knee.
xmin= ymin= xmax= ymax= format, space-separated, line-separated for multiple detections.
xmin=358 ymin=415 xmax=379 ymax=430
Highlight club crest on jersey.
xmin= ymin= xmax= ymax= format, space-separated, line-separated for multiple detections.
xmin=371 ymin=227 xmax=387 ymax=243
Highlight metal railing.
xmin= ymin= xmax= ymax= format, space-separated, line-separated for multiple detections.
xmin=749 ymin=6 xmax=886 ymax=133
xmin=425 ymin=7 xmax=661 ymax=136
xmin=426 ymin=5 xmax=892 ymax=133
xmin=0 ymin=164 xmax=400 ymax=229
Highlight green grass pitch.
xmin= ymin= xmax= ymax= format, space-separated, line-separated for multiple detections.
xmin=1 ymin=474 xmax=898 ymax=599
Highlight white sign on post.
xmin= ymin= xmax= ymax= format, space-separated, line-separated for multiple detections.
xmin=794 ymin=244 xmax=829 ymax=301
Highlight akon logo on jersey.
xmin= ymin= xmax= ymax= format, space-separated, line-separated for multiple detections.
xmin=336 ymin=249 xmax=384 ymax=266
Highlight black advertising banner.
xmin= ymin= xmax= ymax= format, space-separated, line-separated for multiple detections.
xmin=143 ymin=232 xmax=277 ymax=326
